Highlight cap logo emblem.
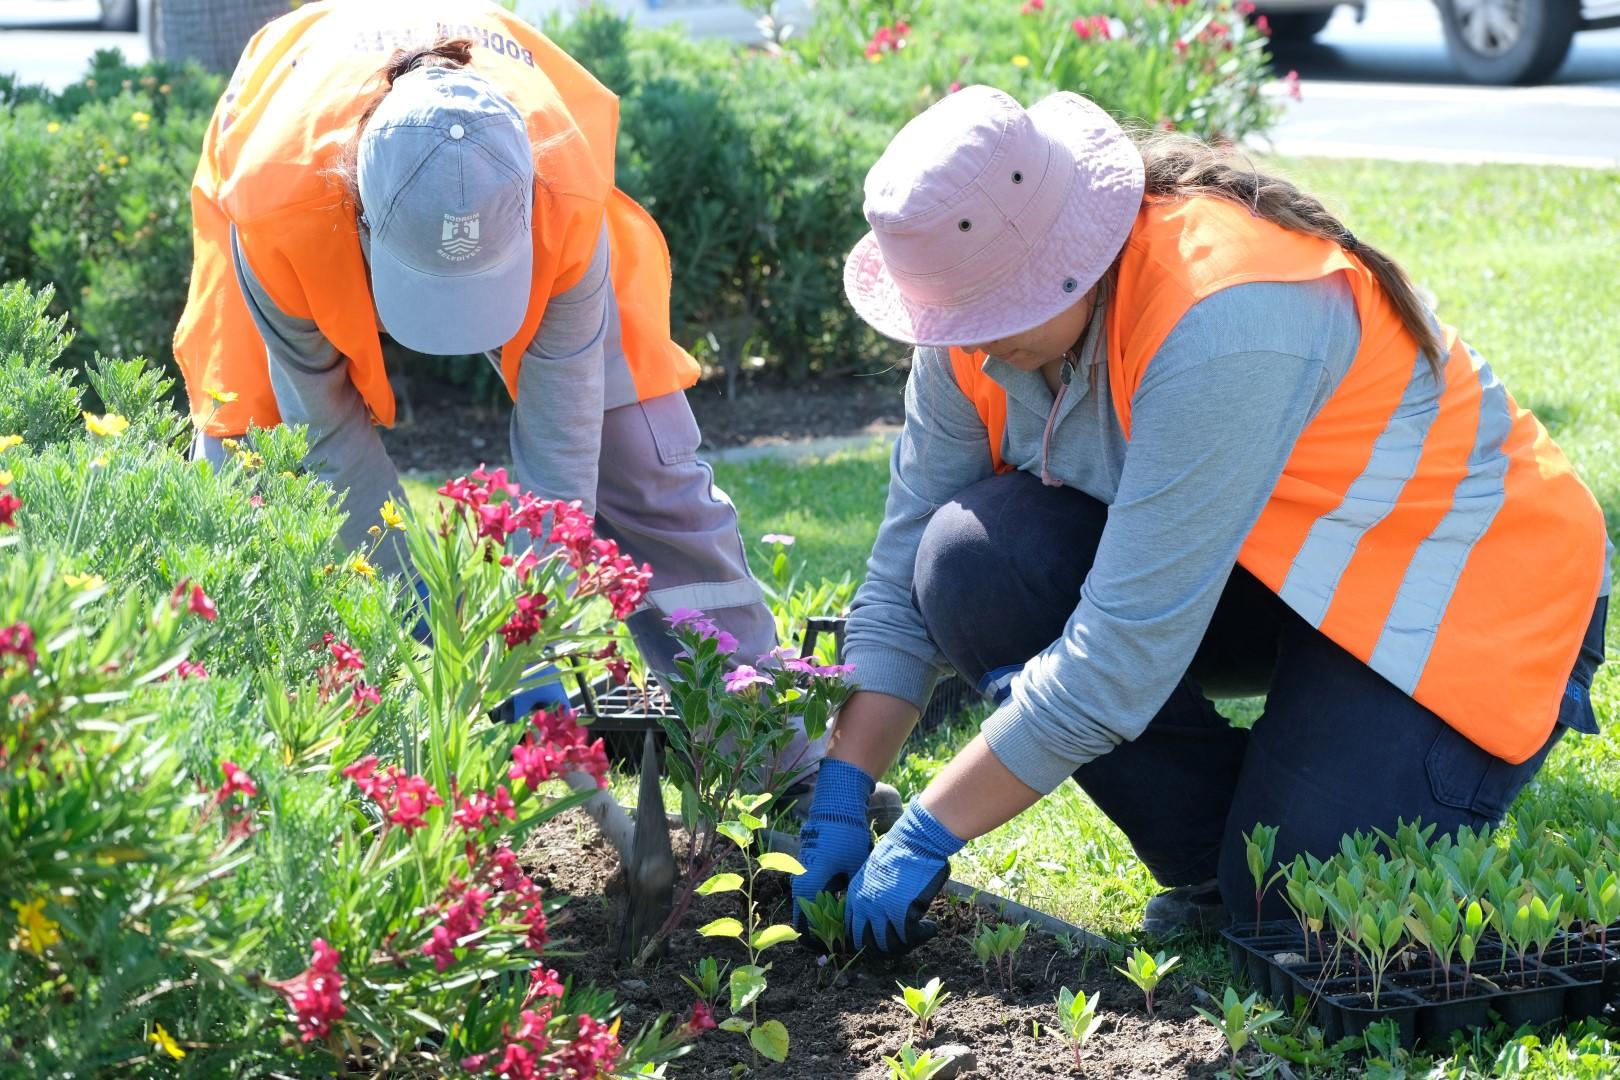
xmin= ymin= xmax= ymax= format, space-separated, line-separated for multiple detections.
xmin=439 ymin=212 xmax=481 ymax=262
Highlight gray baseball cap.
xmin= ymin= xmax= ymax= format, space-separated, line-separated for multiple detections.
xmin=358 ymin=66 xmax=534 ymax=356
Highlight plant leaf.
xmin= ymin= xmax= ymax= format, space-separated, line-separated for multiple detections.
xmin=718 ymin=1016 xmax=751 ymax=1034
xmin=749 ymin=1019 xmax=789 ymax=1062
xmin=696 ymin=873 xmax=744 ymax=896
xmin=750 ymin=923 xmax=800 ymax=951
xmin=730 ymin=965 xmax=767 ymax=1012
xmin=756 ymin=851 xmax=806 ymax=876
xmin=717 ymin=820 xmax=754 ymax=849
xmin=698 ymin=917 xmax=744 ymax=938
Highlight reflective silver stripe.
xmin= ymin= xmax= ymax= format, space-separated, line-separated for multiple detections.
xmin=1369 ymin=347 xmax=1512 ymax=692
xmin=1278 ymin=352 xmax=1441 ymax=625
xmin=644 ymin=578 xmax=766 ymax=615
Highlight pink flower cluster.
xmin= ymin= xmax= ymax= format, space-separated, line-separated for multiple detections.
xmin=1020 ymin=0 xmax=1044 ymax=13
xmin=0 ymin=488 xmax=19 ymax=529
xmin=439 ymin=466 xmax=653 ymax=624
xmin=864 ymin=20 xmax=910 ymax=59
xmin=1073 ymin=14 xmax=1112 ymax=40
xmin=311 ymin=633 xmax=379 ymax=716
xmin=422 ymin=878 xmax=491 ymax=972
xmin=427 ymin=847 xmax=553 ymax=974
xmin=176 ymin=659 xmax=208 ymax=680
xmin=218 ymin=760 xmax=258 ymax=801
xmin=0 ymin=623 xmax=37 ymax=668
xmin=464 ymin=975 xmax=618 ymax=1080
xmin=272 ymin=939 xmax=346 ymax=1043
xmin=453 ymin=784 xmax=518 ymax=832
xmin=509 ymin=706 xmax=609 ymax=791
xmin=678 ymin=1000 xmax=717 ymax=1039
xmin=170 ymin=580 xmax=218 ymax=621
xmin=760 ymin=644 xmax=856 ymax=680
xmin=502 ymin=592 xmax=550 ymax=648
xmin=667 ymin=608 xmax=739 ymax=654
xmin=342 ymin=757 xmax=445 ymax=832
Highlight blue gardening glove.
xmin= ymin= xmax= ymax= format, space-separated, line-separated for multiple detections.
xmin=791 ymin=759 xmax=876 ymax=936
xmin=846 ymin=799 xmax=964 ymax=955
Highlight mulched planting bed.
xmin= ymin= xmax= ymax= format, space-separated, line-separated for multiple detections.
xmin=522 ymin=811 xmax=1227 ymax=1078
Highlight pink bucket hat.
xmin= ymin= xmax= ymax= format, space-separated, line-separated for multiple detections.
xmin=844 ymin=85 xmax=1144 ymax=348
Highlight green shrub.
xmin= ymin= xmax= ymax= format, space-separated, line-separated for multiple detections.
xmin=0 ymin=283 xmax=693 ymax=1074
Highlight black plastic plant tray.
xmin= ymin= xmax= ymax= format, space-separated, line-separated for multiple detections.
xmin=572 ymin=676 xmax=678 ymax=733
xmin=1222 ymin=924 xmax=1619 ymax=1048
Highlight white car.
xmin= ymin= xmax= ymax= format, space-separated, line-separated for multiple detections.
xmin=1259 ymin=0 xmax=1620 ymax=83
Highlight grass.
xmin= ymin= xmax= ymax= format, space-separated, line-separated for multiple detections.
xmin=402 ymin=158 xmax=1620 ymax=1074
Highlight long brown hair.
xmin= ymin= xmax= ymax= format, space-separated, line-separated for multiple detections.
xmin=1129 ymin=129 xmax=1445 ymax=372
xmin=329 ymin=37 xmax=476 ymax=210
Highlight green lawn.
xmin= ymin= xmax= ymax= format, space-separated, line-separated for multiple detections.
xmin=403 ymin=158 xmax=1620 ymax=1074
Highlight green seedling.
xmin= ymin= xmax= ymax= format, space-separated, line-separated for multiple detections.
xmin=1584 ymin=867 xmax=1619 ymax=963
xmin=1054 ymin=986 xmax=1104 ymax=1070
xmin=1405 ymin=879 xmax=1459 ymax=999
xmin=796 ymin=889 xmax=849 ymax=958
xmin=882 ymin=1043 xmax=949 ymax=1080
xmin=1458 ymin=899 xmax=1486 ymax=989
xmin=694 ymin=812 xmax=806 ymax=1063
xmin=1116 ymin=948 xmax=1180 ymax=1017
xmin=971 ymin=920 xmax=1030 ymax=991
xmin=1354 ymin=897 xmax=1410 ymax=1008
xmin=1243 ymin=823 xmax=1280 ymax=932
xmin=679 ymin=955 xmax=728 ymax=1007
xmin=1193 ymin=986 xmax=1284 ymax=1078
xmin=893 ymin=976 xmax=950 ymax=1041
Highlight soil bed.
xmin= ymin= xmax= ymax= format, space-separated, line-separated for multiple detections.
xmin=522 ymin=811 xmax=1227 ymax=1079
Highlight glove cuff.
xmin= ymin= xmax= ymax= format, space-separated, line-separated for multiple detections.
xmin=807 ymin=758 xmax=876 ymax=826
xmin=894 ymin=799 xmax=967 ymax=859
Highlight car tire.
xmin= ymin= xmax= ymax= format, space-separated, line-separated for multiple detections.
xmin=99 ymin=0 xmax=138 ymax=31
xmin=1260 ymin=9 xmax=1335 ymax=41
xmin=1438 ymin=0 xmax=1579 ymax=84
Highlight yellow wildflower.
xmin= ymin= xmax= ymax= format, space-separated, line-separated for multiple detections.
xmin=63 ymin=572 xmax=105 ymax=590
xmin=83 ymin=411 xmax=129 ymax=438
xmin=204 ymin=387 xmax=238 ymax=404
xmin=131 ymin=110 xmax=151 ymax=126
xmin=148 ymin=1024 xmax=186 ymax=1060
xmin=117 ymin=154 xmax=129 ymax=167
xmin=220 ymin=438 xmax=240 ymax=451
xmin=349 ymin=555 xmax=376 ymax=579
xmin=11 ymin=897 xmax=61 ymax=956
xmin=0 ymin=434 xmax=23 ymax=453
xmin=239 ymin=451 xmax=265 ymax=470
xmin=1012 ymin=54 xmax=1031 ymax=67
xmin=159 ymin=84 xmax=171 ymax=95
xmin=380 ymin=499 xmax=406 ymax=531
xmin=46 ymin=121 xmax=61 ymax=135
xmin=90 ymin=455 xmax=109 ymax=468
xmin=96 ymin=162 xmax=109 ymax=174
xmin=0 ymin=471 xmax=12 ymax=487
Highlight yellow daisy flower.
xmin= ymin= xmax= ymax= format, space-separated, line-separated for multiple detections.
xmin=349 ymin=555 xmax=377 ymax=579
xmin=82 ymin=412 xmax=129 ymax=438
xmin=0 ymin=434 xmax=23 ymax=453
xmin=1012 ymin=54 xmax=1031 ymax=67
xmin=204 ymin=387 xmax=239 ymax=404
xmin=380 ymin=499 xmax=406 ymax=531
xmin=149 ymin=1024 xmax=186 ymax=1060
xmin=11 ymin=897 xmax=61 ymax=956
xmin=63 ymin=572 xmax=105 ymax=590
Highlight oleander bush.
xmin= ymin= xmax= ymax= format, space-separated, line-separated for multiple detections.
xmin=0 ymin=282 xmax=702 ymax=1076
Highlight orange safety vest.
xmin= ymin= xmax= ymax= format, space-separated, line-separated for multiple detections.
xmin=950 ymin=196 xmax=1605 ymax=764
xmin=173 ymin=0 xmax=698 ymax=437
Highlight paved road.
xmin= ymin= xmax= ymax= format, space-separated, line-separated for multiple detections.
xmin=3 ymin=0 xmax=1618 ymax=166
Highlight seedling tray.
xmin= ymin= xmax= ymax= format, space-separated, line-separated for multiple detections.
xmin=1223 ymin=921 xmax=1620 ymax=1048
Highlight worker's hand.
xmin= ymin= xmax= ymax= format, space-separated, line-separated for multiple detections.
xmin=791 ymin=759 xmax=876 ymax=937
xmin=845 ymin=799 xmax=963 ymax=954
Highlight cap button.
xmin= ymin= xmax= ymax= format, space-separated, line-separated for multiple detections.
xmin=448 ymin=123 xmax=466 ymax=140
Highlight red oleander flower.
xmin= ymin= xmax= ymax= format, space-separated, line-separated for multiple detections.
xmin=1020 ymin=0 xmax=1044 ymax=12
xmin=176 ymin=659 xmax=208 ymax=680
xmin=454 ymin=790 xmax=497 ymax=831
xmin=681 ymin=1000 xmax=717 ymax=1037
xmin=328 ymin=639 xmax=365 ymax=673
xmin=218 ymin=760 xmax=258 ymax=801
xmin=1073 ymin=13 xmax=1111 ymax=39
xmin=343 ymin=758 xmax=443 ymax=833
xmin=509 ymin=706 xmax=609 ymax=791
xmin=350 ymin=681 xmax=380 ymax=716
xmin=273 ymin=939 xmax=346 ymax=1043
xmin=1285 ymin=69 xmax=1303 ymax=100
xmin=526 ymin=965 xmax=565 ymax=1005
xmin=178 ymin=583 xmax=218 ymax=621
xmin=500 ymin=593 xmax=548 ymax=648
xmin=0 ymin=491 xmax=20 ymax=528
xmin=0 ymin=623 xmax=38 ymax=668
xmin=556 ymin=1014 xmax=621 ymax=1077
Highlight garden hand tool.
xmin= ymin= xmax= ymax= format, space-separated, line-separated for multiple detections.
xmin=846 ymin=799 xmax=964 ymax=955
xmin=619 ymin=730 xmax=675 ymax=962
xmin=791 ymin=759 xmax=879 ymax=935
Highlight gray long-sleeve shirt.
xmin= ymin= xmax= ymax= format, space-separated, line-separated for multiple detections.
xmin=843 ymin=277 xmax=1367 ymax=795
xmin=231 ymin=223 xmax=627 ymax=577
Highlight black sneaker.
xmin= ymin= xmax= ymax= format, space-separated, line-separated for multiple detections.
xmin=1141 ymin=879 xmax=1230 ymax=936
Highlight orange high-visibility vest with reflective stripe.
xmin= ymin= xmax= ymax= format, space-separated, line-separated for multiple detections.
xmin=173 ymin=0 xmax=698 ymax=437
xmin=950 ymin=196 xmax=1605 ymax=764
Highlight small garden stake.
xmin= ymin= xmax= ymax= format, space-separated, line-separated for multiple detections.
xmin=1192 ymin=986 xmax=1283 ymax=1079
xmin=1054 ymin=986 xmax=1103 ymax=1070
xmin=893 ymin=977 xmax=950 ymax=1042
xmin=1116 ymin=948 xmax=1179 ymax=1017
xmin=1244 ymin=823 xmax=1279 ymax=932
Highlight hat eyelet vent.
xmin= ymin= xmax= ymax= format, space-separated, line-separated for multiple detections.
xmin=1062 ymin=277 xmax=1078 ymax=294
xmin=1012 ymin=171 xmax=1023 ymax=184
xmin=958 ymin=219 xmax=972 ymax=232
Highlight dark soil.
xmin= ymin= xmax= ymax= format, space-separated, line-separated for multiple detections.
xmin=522 ymin=811 xmax=1228 ymax=1079
xmin=378 ymin=371 xmax=907 ymax=475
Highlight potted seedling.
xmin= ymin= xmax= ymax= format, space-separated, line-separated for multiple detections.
xmin=1243 ymin=823 xmax=1280 ymax=933
xmin=1054 ymin=985 xmax=1104 ymax=1071
xmin=882 ymin=1044 xmax=949 ymax=1080
xmin=971 ymin=920 xmax=1030 ymax=992
xmin=893 ymin=977 xmax=950 ymax=1042
xmin=1116 ymin=948 xmax=1180 ymax=1017
xmin=1193 ymin=986 xmax=1283 ymax=1079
